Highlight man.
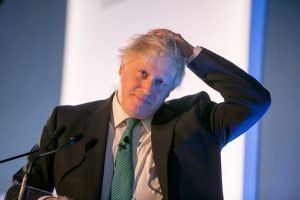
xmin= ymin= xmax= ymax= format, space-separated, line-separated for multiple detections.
xmin=6 ymin=29 xmax=271 ymax=200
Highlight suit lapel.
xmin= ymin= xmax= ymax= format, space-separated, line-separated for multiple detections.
xmin=55 ymin=95 xmax=113 ymax=199
xmin=151 ymin=104 xmax=177 ymax=200
xmin=85 ymin=94 xmax=113 ymax=198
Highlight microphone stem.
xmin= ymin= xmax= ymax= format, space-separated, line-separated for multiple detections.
xmin=17 ymin=136 xmax=79 ymax=200
xmin=0 ymin=150 xmax=39 ymax=164
xmin=18 ymin=154 xmax=39 ymax=200
xmin=0 ymin=125 xmax=66 ymax=164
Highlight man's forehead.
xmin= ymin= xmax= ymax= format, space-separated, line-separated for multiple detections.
xmin=135 ymin=54 xmax=175 ymax=67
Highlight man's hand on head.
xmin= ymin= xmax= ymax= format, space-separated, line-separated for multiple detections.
xmin=148 ymin=29 xmax=195 ymax=60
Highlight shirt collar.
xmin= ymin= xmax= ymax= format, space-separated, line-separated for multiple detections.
xmin=112 ymin=92 xmax=152 ymax=134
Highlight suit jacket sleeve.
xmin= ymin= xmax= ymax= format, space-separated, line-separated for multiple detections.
xmin=187 ymin=48 xmax=271 ymax=147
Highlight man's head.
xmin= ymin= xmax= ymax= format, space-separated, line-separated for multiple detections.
xmin=117 ymin=30 xmax=186 ymax=119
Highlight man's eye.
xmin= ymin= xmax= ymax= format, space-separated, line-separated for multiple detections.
xmin=156 ymin=79 xmax=166 ymax=87
xmin=138 ymin=70 xmax=148 ymax=79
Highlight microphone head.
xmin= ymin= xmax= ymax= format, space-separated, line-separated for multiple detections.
xmin=55 ymin=133 xmax=84 ymax=152
xmin=53 ymin=125 xmax=66 ymax=140
xmin=70 ymin=134 xmax=83 ymax=144
xmin=119 ymin=143 xmax=127 ymax=150
xmin=123 ymin=136 xmax=129 ymax=144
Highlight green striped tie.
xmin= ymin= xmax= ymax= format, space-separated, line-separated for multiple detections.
xmin=110 ymin=118 xmax=139 ymax=200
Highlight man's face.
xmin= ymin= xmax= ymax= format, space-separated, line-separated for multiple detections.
xmin=117 ymin=55 xmax=176 ymax=119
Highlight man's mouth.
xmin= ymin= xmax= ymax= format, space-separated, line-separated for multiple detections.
xmin=133 ymin=94 xmax=151 ymax=104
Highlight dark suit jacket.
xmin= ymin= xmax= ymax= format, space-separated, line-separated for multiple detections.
xmin=6 ymin=48 xmax=271 ymax=200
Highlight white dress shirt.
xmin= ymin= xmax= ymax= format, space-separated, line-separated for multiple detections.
xmin=101 ymin=94 xmax=162 ymax=200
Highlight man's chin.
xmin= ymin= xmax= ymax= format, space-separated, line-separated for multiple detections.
xmin=129 ymin=110 xmax=153 ymax=120
xmin=130 ymin=114 xmax=148 ymax=120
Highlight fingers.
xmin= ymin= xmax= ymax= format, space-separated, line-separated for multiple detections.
xmin=148 ymin=29 xmax=179 ymax=40
xmin=148 ymin=28 xmax=194 ymax=59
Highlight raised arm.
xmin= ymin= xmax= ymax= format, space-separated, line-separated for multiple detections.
xmin=149 ymin=28 xmax=271 ymax=147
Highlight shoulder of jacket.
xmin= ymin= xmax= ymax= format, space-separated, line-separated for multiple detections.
xmin=165 ymin=91 xmax=211 ymax=112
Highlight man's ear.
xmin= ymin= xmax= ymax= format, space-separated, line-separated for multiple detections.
xmin=119 ymin=62 xmax=126 ymax=76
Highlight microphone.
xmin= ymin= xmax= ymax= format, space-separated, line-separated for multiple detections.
xmin=0 ymin=125 xmax=66 ymax=164
xmin=118 ymin=136 xmax=130 ymax=150
xmin=123 ymin=136 xmax=129 ymax=144
xmin=56 ymin=133 xmax=83 ymax=151
xmin=43 ymin=125 xmax=66 ymax=148
xmin=18 ymin=133 xmax=83 ymax=200
xmin=118 ymin=143 xmax=127 ymax=150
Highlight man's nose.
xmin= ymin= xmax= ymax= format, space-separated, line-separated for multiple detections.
xmin=141 ymin=79 xmax=155 ymax=97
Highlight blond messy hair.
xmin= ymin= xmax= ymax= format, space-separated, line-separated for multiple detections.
xmin=119 ymin=32 xmax=186 ymax=88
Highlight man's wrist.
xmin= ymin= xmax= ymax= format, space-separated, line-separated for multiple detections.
xmin=186 ymin=46 xmax=203 ymax=65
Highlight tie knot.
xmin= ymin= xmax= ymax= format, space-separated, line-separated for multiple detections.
xmin=125 ymin=118 xmax=139 ymax=131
